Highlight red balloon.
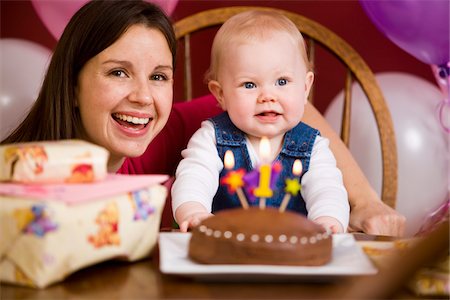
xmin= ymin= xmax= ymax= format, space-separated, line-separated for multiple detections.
xmin=360 ymin=0 xmax=449 ymax=66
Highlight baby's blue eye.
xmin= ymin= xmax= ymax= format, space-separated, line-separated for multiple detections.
xmin=244 ymin=82 xmax=256 ymax=89
xmin=277 ymin=78 xmax=287 ymax=86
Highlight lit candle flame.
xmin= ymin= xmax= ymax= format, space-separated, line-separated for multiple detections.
xmin=279 ymin=159 xmax=303 ymax=213
xmin=222 ymin=150 xmax=249 ymax=209
xmin=293 ymin=159 xmax=302 ymax=176
xmin=224 ymin=150 xmax=235 ymax=170
xmin=259 ymin=137 xmax=270 ymax=163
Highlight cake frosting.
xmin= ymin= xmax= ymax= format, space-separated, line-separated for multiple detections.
xmin=189 ymin=207 xmax=332 ymax=266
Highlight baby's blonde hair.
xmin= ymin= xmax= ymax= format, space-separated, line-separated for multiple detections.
xmin=206 ymin=10 xmax=311 ymax=82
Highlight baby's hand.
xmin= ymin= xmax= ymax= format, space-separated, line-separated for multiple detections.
xmin=314 ymin=216 xmax=344 ymax=234
xmin=179 ymin=212 xmax=213 ymax=232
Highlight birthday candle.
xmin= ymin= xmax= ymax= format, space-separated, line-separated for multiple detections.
xmin=279 ymin=159 xmax=302 ymax=212
xmin=221 ymin=150 xmax=249 ymax=209
xmin=254 ymin=137 xmax=273 ymax=209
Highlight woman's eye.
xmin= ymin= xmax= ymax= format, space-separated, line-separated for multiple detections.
xmin=110 ymin=70 xmax=127 ymax=78
xmin=277 ymin=78 xmax=288 ymax=86
xmin=244 ymin=82 xmax=256 ymax=89
xmin=151 ymin=73 xmax=168 ymax=81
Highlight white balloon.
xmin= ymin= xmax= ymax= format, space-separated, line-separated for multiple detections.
xmin=325 ymin=72 xmax=448 ymax=237
xmin=0 ymin=39 xmax=52 ymax=140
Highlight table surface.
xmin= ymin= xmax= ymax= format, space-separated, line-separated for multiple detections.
xmin=0 ymin=234 xmax=419 ymax=299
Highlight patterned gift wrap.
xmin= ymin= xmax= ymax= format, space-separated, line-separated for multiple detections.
xmin=0 ymin=174 xmax=168 ymax=288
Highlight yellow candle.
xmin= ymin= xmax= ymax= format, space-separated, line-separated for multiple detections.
xmin=254 ymin=137 xmax=273 ymax=207
xmin=254 ymin=164 xmax=273 ymax=198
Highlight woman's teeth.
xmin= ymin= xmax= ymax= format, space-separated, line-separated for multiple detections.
xmin=113 ymin=113 xmax=150 ymax=125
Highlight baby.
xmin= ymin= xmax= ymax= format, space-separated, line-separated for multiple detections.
xmin=171 ymin=10 xmax=349 ymax=233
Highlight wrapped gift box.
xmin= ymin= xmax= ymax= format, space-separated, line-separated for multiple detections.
xmin=0 ymin=140 xmax=108 ymax=183
xmin=0 ymin=174 xmax=168 ymax=288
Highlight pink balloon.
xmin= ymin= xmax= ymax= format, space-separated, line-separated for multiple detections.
xmin=325 ymin=73 xmax=448 ymax=236
xmin=31 ymin=0 xmax=179 ymax=40
xmin=0 ymin=39 xmax=52 ymax=140
xmin=31 ymin=0 xmax=86 ymax=40
xmin=360 ymin=0 xmax=449 ymax=66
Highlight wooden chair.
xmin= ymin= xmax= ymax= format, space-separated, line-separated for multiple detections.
xmin=173 ymin=6 xmax=398 ymax=208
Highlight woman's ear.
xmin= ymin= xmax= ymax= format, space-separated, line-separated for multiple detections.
xmin=304 ymin=71 xmax=315 ymax=101
xmin=208 ymin=80 xmax=226 ymax=110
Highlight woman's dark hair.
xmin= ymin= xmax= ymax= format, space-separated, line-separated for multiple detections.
xmin=1 ymin=0 xmax=176 ymax=144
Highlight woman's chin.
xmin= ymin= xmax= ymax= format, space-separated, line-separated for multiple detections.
xmin=123 ymin=145 xmax=147 ymax=158
xmin=108 ymin=139 xmax=148 ymax=160
xmin=106 ymin=125 xmax=159 ymax=160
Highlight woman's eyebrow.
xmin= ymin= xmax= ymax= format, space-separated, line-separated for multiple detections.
xmin=102 ymin=60 xmax=173 ymax=72
xmin=155 ymin=64 xmax=173 ymax=71
xmin=102 ymin=59 xmax=132 ymax=68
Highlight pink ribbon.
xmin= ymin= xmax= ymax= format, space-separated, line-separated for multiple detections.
xmin=432 ymin=63 xmax=450 ymax=133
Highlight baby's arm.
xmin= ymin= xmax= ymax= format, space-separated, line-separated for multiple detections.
xmin=303 ymin=104 xmax=405 ymax=236
xmin=171 ymin=121 xmax=223 ymax=231
xmin=302 ymin=136 xmax=350 ymax=233
xmin=314 ymin=216 xmax=343 ymax=233
xmin=175 ymin=201 xmax=213 ymax=232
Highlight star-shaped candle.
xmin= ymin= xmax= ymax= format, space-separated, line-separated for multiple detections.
xmin=253 ymin=137 xmax=273 ymax=209
xmin=279 ymin=159 xmax=303 ymax=212
xmin=220 ymin=150 xmax=249 ymax=209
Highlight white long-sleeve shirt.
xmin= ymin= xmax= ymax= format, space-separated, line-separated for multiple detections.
xmin=171 ymin=120 xmax=349 ymax=231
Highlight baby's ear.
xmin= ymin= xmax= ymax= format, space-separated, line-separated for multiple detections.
xmin=208 ymin=80 xmax=226 ymax=110
xmin=304 ymin=71 xmax=315 ymax=100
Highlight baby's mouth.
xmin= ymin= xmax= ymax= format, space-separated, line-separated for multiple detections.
xmin=256 ymin=111 xmax=280 ymax=117
xmin=112 ymin=113 xmax=151 ymax=130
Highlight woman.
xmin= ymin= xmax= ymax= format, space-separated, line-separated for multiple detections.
xmin=1 ymin=0 xmax=404 ymax=236
xmin=1 ymin=0 xmax=176 ymax=173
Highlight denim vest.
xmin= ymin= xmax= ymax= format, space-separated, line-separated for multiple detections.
xmin=210 ymin=112 xmax=320 ymax=215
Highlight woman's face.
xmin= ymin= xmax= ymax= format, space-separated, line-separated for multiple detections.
xmin=77 ymin=24 xmax=173 ymax=171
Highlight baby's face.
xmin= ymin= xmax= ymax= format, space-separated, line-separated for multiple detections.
xmin=213 ymin=32 xmax=313 ymax=143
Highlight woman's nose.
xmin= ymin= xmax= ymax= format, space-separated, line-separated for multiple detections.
xmin=129 ymin=79 xmax=153 ymax=105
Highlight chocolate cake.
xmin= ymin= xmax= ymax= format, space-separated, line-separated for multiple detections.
xmin=188 ymin=207 xmax=332 ymax=266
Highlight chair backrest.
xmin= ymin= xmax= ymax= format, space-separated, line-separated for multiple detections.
xmin=173 ymin=6 xmax=398 ymax=208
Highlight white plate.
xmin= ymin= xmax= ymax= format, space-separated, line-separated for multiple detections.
xmin=159 ymin=232 xmax=377 ymax=282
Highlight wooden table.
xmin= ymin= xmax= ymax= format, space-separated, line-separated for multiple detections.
xmin=1 ymin=233 xmax=422 ymax=299
xmin=0 ymin=258 xmax=345 ymax=299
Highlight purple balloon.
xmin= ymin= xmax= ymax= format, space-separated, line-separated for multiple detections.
xmin=360 ymin=0 xmax=449 ymax=66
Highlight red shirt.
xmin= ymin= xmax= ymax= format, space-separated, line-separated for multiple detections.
xmin=117 ymin=94 xmax=222 ymax=229
xmin=118 ymin=94 xmax=222 ymax=176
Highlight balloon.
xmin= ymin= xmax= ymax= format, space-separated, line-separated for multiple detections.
xmin=360 ymin=0 xmax=449 ymax=66
xmin=0 ymin=39 xmax=52 ymax=140
xmin=31 ymin=0 xmax=179 ymax=40
xmin=324 ymin=72 xmax=448 ymax=237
